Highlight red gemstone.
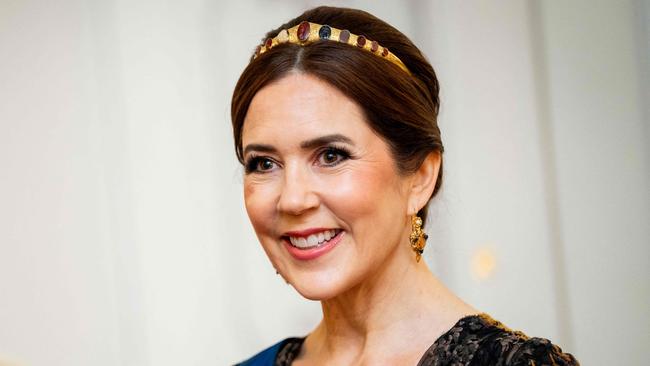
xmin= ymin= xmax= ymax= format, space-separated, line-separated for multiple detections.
xmin=265 ymin=38 xmax=272 ymax=48
xmin=371 ymin=41 xmax=379 ymax=52
xmin=356 ymin=35 xmax=366 ymax=47
xmin=339 ymin=30 xmax=350 ymax=43
xmin=382 ymin=47 xmax=389 ymax=57
xmin=297 ymin=21 xmax=310 ymax=41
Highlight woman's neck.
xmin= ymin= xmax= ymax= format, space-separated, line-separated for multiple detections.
xmin=300 ymin=246 xmax=477 ymax=364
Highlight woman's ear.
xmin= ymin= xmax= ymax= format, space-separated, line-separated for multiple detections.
xmin=407 ymin=152 xmax=441 ymax=215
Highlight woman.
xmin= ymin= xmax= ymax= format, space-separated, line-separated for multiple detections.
xmin=231 ymin=6 xmax=579 ymax=366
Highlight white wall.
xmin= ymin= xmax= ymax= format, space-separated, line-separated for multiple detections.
xmin=0 ymin=1 xmax=123 ymax=364
xmin=0 ymin=1 xmax=647 ymax=365
xmin=421 ymin=1 xmax=560 ymax=342
xmin=537 ymin=1 xmax=650 ymax=364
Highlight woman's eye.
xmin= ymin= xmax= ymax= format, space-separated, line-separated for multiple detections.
xmin=318 ymin=148 xmax=350 ymax=166
xmin=259 ymin=160 xmax=274 ymax=170
xmin=245 ymin=157 xmax=276 ymax=173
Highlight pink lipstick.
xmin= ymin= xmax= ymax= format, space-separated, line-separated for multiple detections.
xmin=283 ymin=229 xmax=344 ymax=261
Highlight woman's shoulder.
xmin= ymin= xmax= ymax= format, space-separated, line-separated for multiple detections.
xmin=419 ymin=313 xmax=579 ymax=366
xmin=234 ymin=337 xmax=304 ymax=366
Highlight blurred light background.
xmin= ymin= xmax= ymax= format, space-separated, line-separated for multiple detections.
xmin=0 ymin=0 xmax=648 ymax=365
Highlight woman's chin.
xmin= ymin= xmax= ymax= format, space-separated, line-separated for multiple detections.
xmin=294 ymin=288 xmax=335 ymax=301
xmin=289 ymin=272 xmax=349 ymax=301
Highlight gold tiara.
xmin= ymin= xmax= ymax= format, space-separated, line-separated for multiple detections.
xmin=253 ymin=21 xmax=410 ymax=74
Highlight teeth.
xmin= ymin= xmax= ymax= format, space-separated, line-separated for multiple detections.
xmin=288 ymin=229 xmax=339 ymax=248
xmin=307 ymin=235 xmax=318 ymax=246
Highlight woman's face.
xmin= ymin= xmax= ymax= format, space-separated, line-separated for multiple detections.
xmin=242 ymin=73 xmax=416 ymax=300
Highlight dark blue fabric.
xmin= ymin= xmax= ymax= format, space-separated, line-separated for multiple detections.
xmin=235 ymin=340 xmax=286 ymax=366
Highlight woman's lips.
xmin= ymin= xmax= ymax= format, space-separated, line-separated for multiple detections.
xmin=283 ymin=230 xmax=344 ymax=261
xmin=287 ymin=228 xmax=340 ymax=248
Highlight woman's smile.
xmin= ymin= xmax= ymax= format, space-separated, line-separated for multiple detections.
xmin=284 ymin=228 xmax=342 ymax=248
xmin=282 ymin=228 xmax=345 ymax=261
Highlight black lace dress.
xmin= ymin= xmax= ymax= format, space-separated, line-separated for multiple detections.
xmin=266 ymin=314 xmax=579 ymax=365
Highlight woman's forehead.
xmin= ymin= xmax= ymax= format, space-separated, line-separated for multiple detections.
xmin=242 ymin=73 xmax=367 ymax=143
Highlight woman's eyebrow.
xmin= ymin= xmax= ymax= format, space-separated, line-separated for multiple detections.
xmin=243 ymin=143 xmax=277 ymax=156
xmin=299 ymin=134 xmax=354 ymax=150
xmin=243 ymin=134 xmax=353 ymax=156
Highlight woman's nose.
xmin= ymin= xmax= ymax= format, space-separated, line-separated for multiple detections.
xmin=276 ymin=164 xmax=319 ymax=216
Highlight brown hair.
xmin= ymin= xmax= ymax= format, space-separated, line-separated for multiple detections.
xmin=231 ymin=6 xmax=443 ymax=226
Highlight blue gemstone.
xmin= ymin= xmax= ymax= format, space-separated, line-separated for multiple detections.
xmin=318 ymin=25 xmax=331 ymax=40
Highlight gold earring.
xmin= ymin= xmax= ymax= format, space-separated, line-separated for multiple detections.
xmin=409 ymin=215 xmax=428 ymax=262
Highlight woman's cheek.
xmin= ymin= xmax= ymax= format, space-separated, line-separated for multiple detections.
xmin=243 ymin=180 xmax=256 ymax=197
xmin=243 ymin=180 xmax=273 ymax=232
xmin=318 ymin=165 xmax=395 ymax=216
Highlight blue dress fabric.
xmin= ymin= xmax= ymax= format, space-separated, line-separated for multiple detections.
xmin=235 ymin=314 xmax=579 ymax=365
xmin=235 ymin=338 xmax=304 ymax=366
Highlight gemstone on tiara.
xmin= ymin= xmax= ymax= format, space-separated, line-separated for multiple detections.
xmin=382 ymin=47 xmax=389 ymax=57
xmin=356 ymin=35 xmax=366 ymax=48
xmin=264 ymin=38 xmax=272 ymax=48
xmin=318 ymin=25 xmax=331 ymax=40
xmin=339 ymin=29 xmax=351 ymax=43
xmin=297 ymin=21 xmax=310 ymax=42
xmin=371 ymin=41 xmax=379 ymax=52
